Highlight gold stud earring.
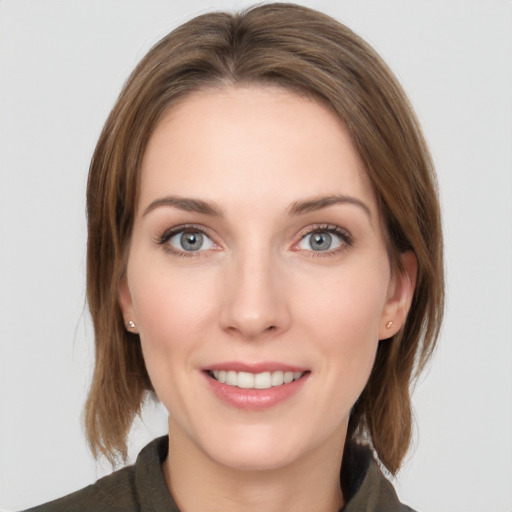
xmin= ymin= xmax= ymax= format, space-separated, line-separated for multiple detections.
xmin=386 ymin=321 xmax=393 ymax=329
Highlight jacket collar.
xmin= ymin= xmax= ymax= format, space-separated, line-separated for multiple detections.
xmin=135 ymin=436 xmax=410 ymax=512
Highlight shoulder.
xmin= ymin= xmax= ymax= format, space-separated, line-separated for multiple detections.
xmin=22 ymin=465 xmax=139 ymax=512
xmin=341 ymin=442 xmax=418 ymax=512
xmin=22 ymin=436 xmax=174 ymax=512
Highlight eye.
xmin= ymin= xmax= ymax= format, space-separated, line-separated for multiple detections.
xmin=296 ymin=226 xmax=351 ymax=253
xmin=165 ymin=229 xmax=215 ymax=253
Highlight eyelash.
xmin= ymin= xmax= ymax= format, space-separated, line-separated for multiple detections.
xmin=295 ymin=224 xmax=354 ymax=257
xmin=155 ymin=223 xmax=353 ymax=257
xmin=155 ymin=224 xmax=216 ymax=258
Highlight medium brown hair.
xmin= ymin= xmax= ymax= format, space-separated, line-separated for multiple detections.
xmin=85 ymin=3 xmax=443 ymax=475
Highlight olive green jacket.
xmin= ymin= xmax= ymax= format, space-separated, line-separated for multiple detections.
xmin=24 ymin=437 xmax=416 ymax=511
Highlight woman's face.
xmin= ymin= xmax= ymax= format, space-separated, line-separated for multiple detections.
xmin=119 ymin=86 xmax=413 ymax=471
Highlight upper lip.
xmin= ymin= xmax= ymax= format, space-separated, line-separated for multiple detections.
xmin=204 ymin=361 xmax=309 ymax=373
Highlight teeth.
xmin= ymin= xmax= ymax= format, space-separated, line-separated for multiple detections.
xmin=211 ymin=370 xmax=304 ymax=389
xmin=237 ymin=372 xmax=254 ymax=389
xmin=271 ymin=371 xmax=284 ymax=386
xmin=254 ymin=372 xmax=271 ymax=389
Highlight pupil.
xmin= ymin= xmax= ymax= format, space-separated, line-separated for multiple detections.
xmin=181 ymin=232 xmax=203 ymax=251
xmin=311 ymin=232 xmax=332 ymax=251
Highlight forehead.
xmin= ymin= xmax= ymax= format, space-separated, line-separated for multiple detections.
xmin=139 ymin=85 xmax=377 ymax=216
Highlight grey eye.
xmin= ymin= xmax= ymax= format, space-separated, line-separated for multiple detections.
xmin=168 ymin=231 xmax=214 ymax=252
xmin=180 ymin=232 xmax=203 ymax=251
xmin=298 ymin=231 xmax=342 ymax=252
xmin=309 ymin=232 xmax=332 ymax=251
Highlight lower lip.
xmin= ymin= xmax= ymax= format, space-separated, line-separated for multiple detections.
xmin=204 ymin=372 xmax=309 ymax=411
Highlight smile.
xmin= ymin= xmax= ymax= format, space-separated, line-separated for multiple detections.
xmin=209 ymin=370 xmax=305 ymax=389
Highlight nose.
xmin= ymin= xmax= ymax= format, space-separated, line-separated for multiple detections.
xmin=219 ymin=246 xmax=290 ymax=340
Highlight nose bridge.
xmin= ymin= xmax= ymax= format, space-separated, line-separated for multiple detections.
xmin=220 ymin=238 xmax=288 ymax=338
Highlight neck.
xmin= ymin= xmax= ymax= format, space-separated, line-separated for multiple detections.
xmin=162 ymin=423 xmax=346 ymax=512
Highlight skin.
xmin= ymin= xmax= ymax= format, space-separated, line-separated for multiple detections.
xmin=119 ymin=85 xmax=416 ymax=512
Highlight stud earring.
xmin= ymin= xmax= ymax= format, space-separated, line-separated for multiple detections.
xmin=127 ymin=320 xmax=136 ymax=330
xmin=386 ymin=321 xmax=393 ymax=329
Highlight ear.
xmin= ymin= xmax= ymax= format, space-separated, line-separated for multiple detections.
xmin=118 ymin=275 xmax=138 ymax=333
xmin=379 ymin=251 xmax=417 ymax=340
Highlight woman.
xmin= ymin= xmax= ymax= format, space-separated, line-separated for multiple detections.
xmin=26 ymin=3 xmax=443 ymax=511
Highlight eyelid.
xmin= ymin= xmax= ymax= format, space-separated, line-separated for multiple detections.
xmin=293 ymin=224 xmax=353 ymax=255
xmin=155 ymin=224 xmax=221 ymax=256
xmin=154 ymin=222 xmax=352 ymax=257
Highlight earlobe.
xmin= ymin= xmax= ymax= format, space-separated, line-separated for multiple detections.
xmin=118 ymin=276 xmax=137 ymax=332
xmin=379 ymin=251 xmax=417 ymax=340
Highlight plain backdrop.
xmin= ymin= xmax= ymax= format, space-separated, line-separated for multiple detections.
xmin=1 ymin=1 xmax=511 ymax=511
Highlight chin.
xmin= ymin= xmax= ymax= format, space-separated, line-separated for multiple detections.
xmin=196 ymin=424 xmax=316 ymax=472
xmin=209 ymin=444 xmax=299 ymax=472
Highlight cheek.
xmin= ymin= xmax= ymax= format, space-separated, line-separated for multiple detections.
xmin=127 ymin=264 xmax=220 ymax=414
xmin=298 ymin=261 xmax=389 ymax=339
xmin=126 ymin=254 xmax=220 ymax=393
xmin=295 ymin=259 xmax=390 ymax=384
xmin=130 ymin=263 xmax=215 ymax=340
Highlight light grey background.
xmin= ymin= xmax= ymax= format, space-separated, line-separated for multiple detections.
xmin=1 ymin=1 xmax=511 ymax=511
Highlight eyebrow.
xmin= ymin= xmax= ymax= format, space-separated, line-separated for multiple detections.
xmin=142 ymin=193 xmax=371 ymax=220
xmin=142 ymin=196 xmax=222 ymax=217
xmin=288 ymin=194 xmax=371 ymax=219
